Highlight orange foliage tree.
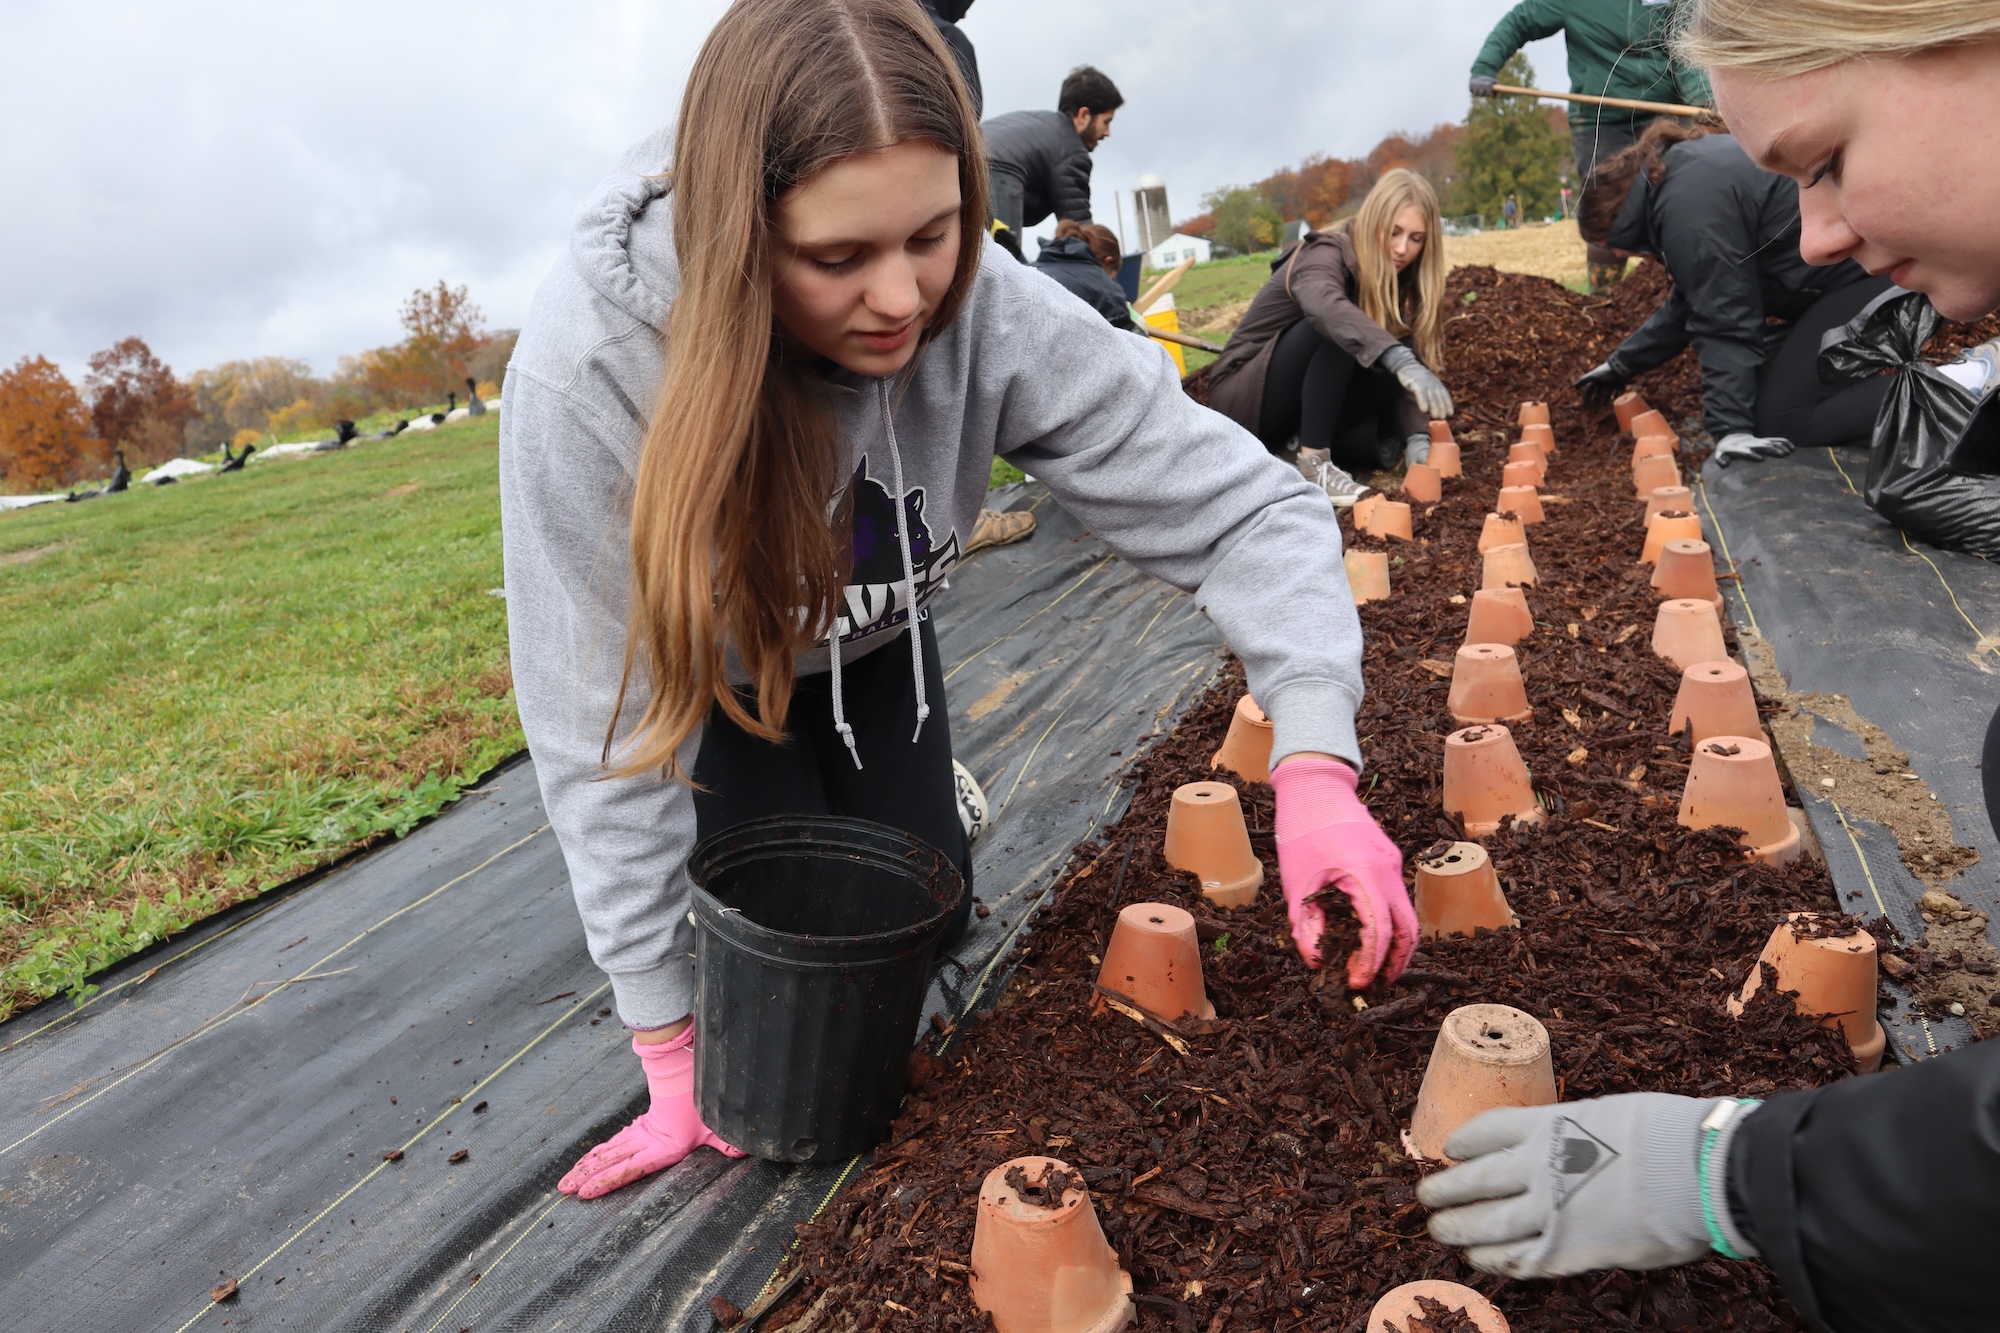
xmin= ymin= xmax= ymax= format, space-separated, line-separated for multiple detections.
xmin=84 ymin=337 xmax=199 ymax=465
xmin=0 ymin=356 xmax=101 ymax=494
xmin=365 ymin=281 xmax=489 ymax=405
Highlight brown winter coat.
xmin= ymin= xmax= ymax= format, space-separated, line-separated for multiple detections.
xmin=1206 ymin=228 xmax=1427 ymax=444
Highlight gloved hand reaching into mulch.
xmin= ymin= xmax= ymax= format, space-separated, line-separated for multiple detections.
xmin=1417 ymin=1093 xmax=1763 ymax=1278
xmin=558 ymin=1026 xmax=744 ymax=1198
xmin=1713 ymin=432 xmax=1796 ymax=466
xmin=1574 ymin=357 xmax=1632 ymax=410
xmin=1381 ymin=345 xmax=1455 ymax=419
xmin=1270 ymin=756 xmax=1416 ymax=988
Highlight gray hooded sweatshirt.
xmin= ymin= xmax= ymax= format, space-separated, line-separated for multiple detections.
xmin=500 ymin=127 xmax=1366 ymax=1030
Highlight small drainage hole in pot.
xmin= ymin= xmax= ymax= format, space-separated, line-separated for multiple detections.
xmin=1487 ymin=1029 xmax=1506 ymax=1041
xmin=1147 ymin=916 xmax=1165 ymax=924
xmin=1003 ymin=1163 xmax=1081 ymax=1209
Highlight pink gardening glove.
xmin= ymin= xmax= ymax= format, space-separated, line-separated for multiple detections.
xmin=1271 ymin=757 xmax=1417 ymax=989
xmin=559 ymin=1025 xmax=744 ymax=1199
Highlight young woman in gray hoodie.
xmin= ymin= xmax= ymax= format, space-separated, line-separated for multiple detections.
xmin=500 ymin=0 xmax=1413 ymax=1199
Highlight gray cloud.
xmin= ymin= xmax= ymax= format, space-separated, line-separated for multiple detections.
xmin=0 ymin=0 xmax=1560 ymax=378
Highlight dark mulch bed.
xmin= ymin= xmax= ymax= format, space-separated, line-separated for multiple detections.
xmin=759 ymin=267 xmax=1873 ymax=1333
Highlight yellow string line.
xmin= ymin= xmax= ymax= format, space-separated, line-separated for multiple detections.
xmin=2 ymin=824 xmax=549 ymax=1161
xmin=1695 ymin=476 xmax=1761 ymax=638
xmin=1130 ymin=591 xmax=1181 ymax=649
xmin=944 ymin=555 xmax=1115 ymax=682
xmin=746 ymin=1155 xmax=865 ymax=1307
xmin=418 ymin=1194 xmax=571 ymax=1333
xmin=1825 ymin=799 xmax=1938 ymax=1057
xmin=1828 ymin=445 xmax=1993 ymax=652
xmin=1824 ymin=446 xmax=1862 ymax=496
xmin=172 ymin=979 xmax=609 ymax=1331
xmin=999 ymin=707 xmax=1075 ymax=814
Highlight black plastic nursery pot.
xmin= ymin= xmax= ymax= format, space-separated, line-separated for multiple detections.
xmin=688 ymin=815 xmax=963 ymax=1164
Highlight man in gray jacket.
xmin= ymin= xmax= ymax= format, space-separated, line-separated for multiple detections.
xmin=982 ymin=65 xmax=1122 ymax=260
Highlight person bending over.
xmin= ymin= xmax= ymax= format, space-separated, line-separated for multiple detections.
xmin=501 ymin=0 xmax=1413 ymax=1200
xmin=982 ymin=65 xmax=1120 ymax=261
xmin=1205 ymin=168 xmax=1454 ymax=508
xmin=1423 ymin=8 xmax=2000 ymax=1330
xmin=1034 ymin=219 xmax=1134 ymax=330
xmin=1573 ymin=122 xmax=1891 ymax=465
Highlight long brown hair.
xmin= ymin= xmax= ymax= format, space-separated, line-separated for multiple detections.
xmin=613 ymin=0 xmax=988 ymax=778
xmin=1678 ymin=0 xmax=2000 ymax=77
xmin=1337 ymin=169 xmax=1447 ymax=369
xmin=1577 ymin=119 xmax=1723 ymax=244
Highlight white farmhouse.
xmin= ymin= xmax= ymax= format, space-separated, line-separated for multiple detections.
xmin=1145 ymin=232 xmax=1213 ymax=270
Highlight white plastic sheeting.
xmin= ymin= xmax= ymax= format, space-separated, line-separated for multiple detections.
xmin=142 ymin=458 xmax=215 ymax=484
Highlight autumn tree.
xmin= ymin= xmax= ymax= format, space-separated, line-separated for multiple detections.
xmin=0 ymin=356 xmax=102 ymax=494
xmin=368 ymin=281 xmax=488 ymax=405
xmin=185 ymin=357 xmax=321 ymax=451
xmin=1202 ymin=185 xmax=1283 ymax=256
xmin=84 ymin=337 xmax=199 ymax=465
xmin=1452 ymin=54 xmax=1570 ymax=222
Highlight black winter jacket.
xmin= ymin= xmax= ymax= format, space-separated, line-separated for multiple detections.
xmin=1032 ymin=235 xmax=1134 ymax=330
xmin=1728 ymin=1035 xmax=2000 ymax=1332
xmin=917 ymin=0 xmax=981 ymax=117
xmin=1608 ymin=134 xmax=1867 ymax=440
xmin=982 ymin=109 xmax=1092 ymax=227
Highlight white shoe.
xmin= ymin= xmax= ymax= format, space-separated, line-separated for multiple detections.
xmin=952 ymin=760 xmax=989 ymax=844
xmin=1941 ymin=337 xmax=2000 ymax=398
xmin=1296 ymin=446 xmax=1370 ymax=508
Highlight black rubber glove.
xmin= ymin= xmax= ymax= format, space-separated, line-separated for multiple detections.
xmin=1574 ymin=356 xmax=1631 ymax=410
xmin=1470 ymin=75 xmax=1497 ymax=98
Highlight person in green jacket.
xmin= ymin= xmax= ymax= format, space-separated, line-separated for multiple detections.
xmin=1469 ymin=0 xmax=1711 ymax=291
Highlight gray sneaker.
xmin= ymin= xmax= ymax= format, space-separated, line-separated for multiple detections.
xmin=1295 ymin=446 xmax=1370 ymax=508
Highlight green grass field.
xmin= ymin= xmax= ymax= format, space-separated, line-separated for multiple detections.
xmin=0 ymin=417 xmax=518 ymax=1018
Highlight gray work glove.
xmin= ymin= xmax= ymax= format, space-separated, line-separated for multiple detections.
xmin=1574 ymin=356 xmax=1632 ymax=410
xmin=1404 ymin=433 xmax=1431 ymax=467
xmin=1381 ymin=345 xmax=1454 ymax=418
xmin=1470 ymin=75 xmax=1497 ymax=98
xmin=1416 ymin=1093 xmax=1762 ymax=1279
xmin=1712 ymin=432 xmax=1795 ymax=467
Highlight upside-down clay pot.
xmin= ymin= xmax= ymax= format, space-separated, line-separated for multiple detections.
xmin=1646 ymin=485 xmax=1695 ymax=521
xmin=970 ymin=1156 xmax=1136 ymax=1333
xmin=1351 ymin=492 xmax=1382 ymax=527
xmin=1095 ymin=902 xmax=1215 ymax=1021
xmin=1501 ymin=459 xmax=1546 ymax=491
xmin=1633 ymin=432 xmax=1676 ymax=463
xmin=1520 ymin=421 xmax=1557 ymax=457
xmin=1211 ymin=693 xmax=1274 ymax=784
xmin=1369 ymin=1282 xmax=1511 ymax=1333
xmin=1614 ymin=390 xmax=1651 ymax=433
xmin=1163 ymin=782 xmax=1264 ymax=907
xmin=1633 ymin=452 xmax=1681 ymax=499
xmin=1728 ymin=913 xmax=1886 ymax=1071
xmin=1495 ymin=485 xmax=1544 ymax=525
xmin=1362 ymin=499 xmax=1414 ymax=542
xmin=1413 ymin=841 xmax=1517 ymax=939
xmin=1430 ymin=439 xmax=1464 ymax=478
xmin=1464 ymin=587 xmax=1534 ymax=647
xmin=1671 ymin=660 xmax=1761 ymax=745
xmin=1508 ymin=440 xmax=1548 ymax=470
xmin=1653 ymin=598 xmax=1729 ymax=671
xmin=1429 ymin=420 xmax=1455 ymax=445
xmin=1407 ymin=1004 xmax=1557 ymax=1161
xmin=1447 ymin=643 xmax=1532 ymax=724
xmin=1345 ymin=550 xmax=1391 ymax=606
xmin=1629 ymin=408 xmax=1675 ymax=442
xmin=1404 ymin=462 xmax=1443 ymax=504
xmin=1442 ymin=724 xmax=1542 ymax=836
xmin=1652 ymin=538 xmax=1723 ymax=607
xmin=1518 ymin=401 xmax=1550 ymax=428
xmin=1640 ymin=510 xmax=1705 ymax=564
xmin=1481 ymin=542 xmax=1538 ymax=590
xmin=1478 ymin=511 xmax=1527 ymax=554
xmin=1679 ymin=735 xmax=1803 ymax=866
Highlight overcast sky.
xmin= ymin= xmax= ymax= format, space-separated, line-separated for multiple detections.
xmin=0 ymin=1 xmax=1563 ymax=380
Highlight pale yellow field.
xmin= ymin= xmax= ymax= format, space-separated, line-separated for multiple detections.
xmin=1442 ymin=219 xmax=1589 ymax=289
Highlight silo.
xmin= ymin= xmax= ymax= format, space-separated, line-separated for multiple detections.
xmin=1134 ymin=174 xmax=1172 ymax=255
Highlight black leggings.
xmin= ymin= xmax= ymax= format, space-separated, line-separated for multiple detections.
xmin=1257 ymin=318 xmax=1403 ymax=471
xmin=690 ymin=614 xmax=974 ymax=943
xmin=1756 ymin=276 xmax=1897 ymax=449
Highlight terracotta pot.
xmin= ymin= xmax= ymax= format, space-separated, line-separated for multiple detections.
xmin=1477 ymin=510 xmax=1527 ymax=554
xmin=1517 ymin=401 xmax=1550 ymax=427
xmin=1163 ymin=782 xmax=1264 ymax=907
xmin=1645 ymin=485 xmax=1695 ymax=521
xmin=1495 ymin=485 xmax=1544 ymax=525
xmin=1651 ymin=538 xmax=1723 ymax=608
xmin=1211 ymin=693 xmax=1274 ymax=783
xmin=1671 ymin=660 xmax=1761 ymax=745
xmin=1520 ymin=421 xmax=1557 ymax=457
xmin=1507 ymin=440 xmax=1547 ymax=469
xmin=1096 ymin=902 xmax=1215 ymax=1022
xmin=1501 ymin=459 xmax=1545 ymax=491
xmin=1679 ymin=734 xmax=1802 ymax=866
xmin=1407 ymin=1004 xmax=1557 ymax=1161
xmin=1362 ymin=499 xmax=1414 ymax=542
xmin=1464 ymin=587 xmax=1533 ymax=647
xmin=1442 ymin=724 xmax=1541 ymax=837
xmin=1404 ymin=462 xmax=1443 ymax=504
xmin=1428 ymin=421 xmax=1455 ymax=445
xmin=1351 ymin=492 xmax=1382 ymax=526
xmin=1430 ymin=439 xmax=1464 ymax=478
xmin=1632 ymin=432 xmax=1677 ymax=464
xmin=1728 ymin=913 xmax=1886 ymax=1071
xmin=1448 ymin=643 xmax=1532 ymax=725
xmin=1413 ymin=841 xmax=1517 ymax=940
xmin=1613 ymin=390 xmax=1650 ymax=433
xmin=1632 ymin=452 xmax=1681 ymax=499
xmin=1345 ymin=550 xmax=1391 ymax=606
xmin=1480 ymin=542 xmax=1538 ymax=590
xmin=1652 ymin=598 xmax=1729 ymax=671
xmin=1629 ymin=408 xmax=1675 ymax=442
xmin=1640 ymin=510 xmax=1705 ymax=564
xmin=970 ymin=1156 xmax=1136 ymax=1333
xmin=1369 ymin=1281 xmax=1511 ymax=1333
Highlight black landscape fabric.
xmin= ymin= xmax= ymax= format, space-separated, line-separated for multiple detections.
xmin=0 ymin=483 xmax=1222 ymax=1332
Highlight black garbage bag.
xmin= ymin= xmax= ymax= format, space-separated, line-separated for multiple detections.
xmin=1818 ymin=286 xmax=2000 ymax=555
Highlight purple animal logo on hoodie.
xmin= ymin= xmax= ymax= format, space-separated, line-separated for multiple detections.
xmin=837 ymin=455 xmax=960 ymax=642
